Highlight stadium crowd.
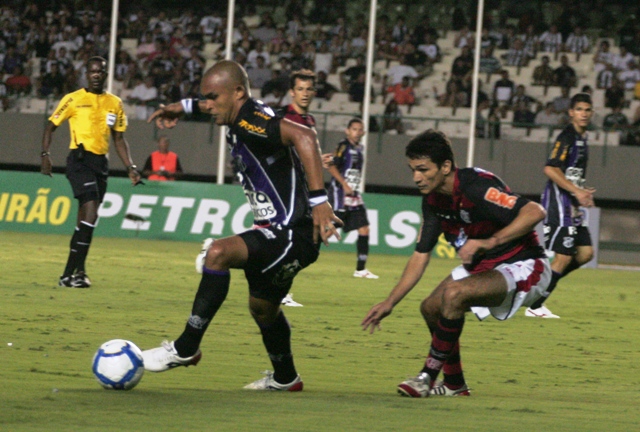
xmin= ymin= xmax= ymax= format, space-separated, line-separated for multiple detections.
xmin=1 ymin=1 xmax=640 ymax=143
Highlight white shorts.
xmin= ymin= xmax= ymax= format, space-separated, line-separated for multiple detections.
xmin=451 ymin=258 xmax=552 ymax=321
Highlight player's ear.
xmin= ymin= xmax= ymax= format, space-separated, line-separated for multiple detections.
xmin=442 ymin=160 xmax=453 ymax=175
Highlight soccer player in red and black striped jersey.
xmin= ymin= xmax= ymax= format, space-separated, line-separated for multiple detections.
xmin=278 ymin=69 xmax=318 ymax=307
xmin=280 ymin=69 xmax=317 ymax=130
xmin=362 ymin=130 xmax=551 ymax=397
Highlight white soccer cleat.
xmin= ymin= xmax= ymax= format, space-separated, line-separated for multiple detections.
xmin=243 ymin=370 xmax=303 ymax=391
xmin=397 ymin=372 xmax=433 ymax=398
xmin=353 ymin=269 xmax=379 ymax=279
xmin=429 ymin=381 xmax=471 ymax=396
xmin=281 ymin=293 xmax=303 ymax=307
xmin=141 ymin=341 xmax=202 ymax=372
xmin=195 ymin=238 xmax=214 ymax=274
xmin=525 ymin=305 xmax=560 ymax=319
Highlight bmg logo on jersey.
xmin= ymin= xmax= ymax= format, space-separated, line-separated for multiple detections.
xmin=238 ymin=119 xmax=266 ymax=136
xmin=245 ymin=190 xmax=276 ymax=221
xmin=484 ymin=187 xmax=516 ymax=209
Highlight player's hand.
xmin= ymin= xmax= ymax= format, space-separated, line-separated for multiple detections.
xmin=458 ymin=238 xmax=493 ymax=266
xmin=361 ymin=300 xmax=394 ymax=334
xmin=128 ymin=167 xmax=142 ymax=186
xmin=574 ymin=187 xmax=595 ymax=207
xmin=40 ymin=155 xmax=53 ymax=177
xmin=312 ymin=202 xmax=343 ymax=245
xmin=147 ymin=102 xmax=183 ymax=129
xmin=321 ymin=153 xmax=334 ymax=169
xmin=343 ymin=184 xmax=355 ymax=196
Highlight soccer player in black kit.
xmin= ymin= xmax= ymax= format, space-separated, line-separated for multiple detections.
xmin=326 ymin=118 xmax=378 ymax=278
xmin=362 ymin=130 xmax=551 ymax=397
xmin=525 ymin=93 xmax=595 ymax=319
xmin=141 ymin=60 xmax=342 ymax=391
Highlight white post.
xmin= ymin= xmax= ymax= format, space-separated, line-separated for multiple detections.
xmin=466 ymin=0 xmax=485 ymax=168
xmin=106 ymin=0 xmax=119 ymax=94
xmin=216 ymin=0 xmax=236 ymax=185
xmin=359 ymin=0 xmax=377 ymax=192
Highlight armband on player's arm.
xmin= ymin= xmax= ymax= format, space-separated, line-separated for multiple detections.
xmin=309 ymin=189 xmax=328 ymax=207
xmin=180 ymin=98 xmax=201 ymax=116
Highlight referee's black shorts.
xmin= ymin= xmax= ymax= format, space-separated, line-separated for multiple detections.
xmin=66 ymin=147 xmax=109 ymax=205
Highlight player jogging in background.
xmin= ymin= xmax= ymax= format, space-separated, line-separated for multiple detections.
xmin=362 ymin=130 xmax=551 ymax=397
xmin=40 ymin=56 xmax=141 ymax=288
xmin=325 ymin=118 xmax=378 ymax=279
xmin=141 ymin=60 xmax=342 ymax=391
xmin=525 ymin=92 xmax=595 ymax=319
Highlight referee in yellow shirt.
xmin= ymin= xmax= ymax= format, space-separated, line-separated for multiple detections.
xmin=40 ymin=56 xmax=141 ymax=288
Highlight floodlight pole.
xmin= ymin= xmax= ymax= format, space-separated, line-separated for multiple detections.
xmin=466 ymin=0 xmax=485 ymax=168
xmin=359 ymin=0 xmax=377 ymax=192
xmin=106 ymin=0 xmax=119 ymax=94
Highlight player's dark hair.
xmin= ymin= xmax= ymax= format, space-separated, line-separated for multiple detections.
xmin=405 ymin=129 xmax=455 ymax=168
xmin=289 ymin=69 xmax=316 ymax=89
xmin=347 ymin=117 xmax=363 ymax=128
xmin=570 ymin=92 xmax=592 ymax=108
xmin=87 ymin=56 xmax=107 ymax=70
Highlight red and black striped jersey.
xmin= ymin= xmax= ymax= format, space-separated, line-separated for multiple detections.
xmin=416 ymin=167 xmax=545 ymax=273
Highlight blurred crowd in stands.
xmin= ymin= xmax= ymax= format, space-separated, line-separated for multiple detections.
xmin=1 ymin=0 xmax=640 ymax=144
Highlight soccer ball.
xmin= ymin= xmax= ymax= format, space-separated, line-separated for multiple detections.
xmin=92 ymin=339 xmax=145 ymax=390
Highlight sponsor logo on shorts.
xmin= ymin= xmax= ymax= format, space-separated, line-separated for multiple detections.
xmin=563 ymin=236 xmax=574 ymax=248
xmin=238 ymin=119 xmax=266 ymax=136
xmin=257 ymin=227 xmax=276 ymax=240
xmin=273 ymin=259 xmax=302 ymax=286
xmin=484 ymin=187 xmax=517 ymax=209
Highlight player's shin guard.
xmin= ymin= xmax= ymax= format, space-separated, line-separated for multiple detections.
xmin=422 ymin=316 xmax=465 ymax=382
xmin=258 ymin=311 xmax=297 ymax=384
xmin=356 ymin=235 xmax=369 ymax=271
xmin=174 ymin=268 xmax=230 ymax=357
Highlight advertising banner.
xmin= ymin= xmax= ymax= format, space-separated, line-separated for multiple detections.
xmin=0 ymin=171 xmax=457 ymax=258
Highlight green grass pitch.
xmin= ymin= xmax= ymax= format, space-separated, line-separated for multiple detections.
xmin=1 ymin=231 xmax=638 ymax=431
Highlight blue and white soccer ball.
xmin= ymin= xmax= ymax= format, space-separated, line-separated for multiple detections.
xmin=92 ymin=339 xmax=145 ymax=390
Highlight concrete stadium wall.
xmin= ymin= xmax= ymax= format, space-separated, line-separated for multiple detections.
xmin=1 ymin=113 xmax=639 ymax=201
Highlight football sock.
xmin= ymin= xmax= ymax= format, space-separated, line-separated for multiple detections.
xmin=562 ymin=258 xmax=582 ymax=276
xmin=73 ymin=221 xmax=95 ymax=273
xmin=530 ymin=270 xmax=561 ymax=309
xmin=258 ymin=311 xmax=297 ymax=384
xmin=356 ymin=235 xmax=369 ymax=271
xmin=442 ymin=341 xmax=466 ymax=388
xmin=174 ymin=268 xmax=230 ymax=357
xmin=421 ymin=316 xmax=465 ymax=382
xmin=62 ymin=227 xmax=81 ymax=277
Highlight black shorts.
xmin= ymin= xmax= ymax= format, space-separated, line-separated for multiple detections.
xmin=544 ymin=224 xmax=592 ymax=255
xmin=66 ymin=147 xmax=109 ymax=205
xmin=239 ymin=224 xmax=319 ymax=303
xmin=336 ymin=206 xmax=369 ymax=232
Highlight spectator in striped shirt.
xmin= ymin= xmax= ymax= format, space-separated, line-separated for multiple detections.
xmin=565 ymin=26 xmax=590 ymax=59
xmin=537 ymin=24 xmax=563 ymax=57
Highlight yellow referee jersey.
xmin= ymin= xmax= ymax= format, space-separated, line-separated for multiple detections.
xmin=49 ymin=88 xmax=127 ymax=155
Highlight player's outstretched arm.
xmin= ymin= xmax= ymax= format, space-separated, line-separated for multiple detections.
xmin=280 ymin=119 xmax=343 ymax=245
xmin=362 ymin=251 xmax=431 ymax=334
xmin=147 ymin=101 xmax=184 ymax=129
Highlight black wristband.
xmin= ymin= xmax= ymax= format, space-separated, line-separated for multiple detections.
xmin=308 ymin=189 xmax=327 ymax=198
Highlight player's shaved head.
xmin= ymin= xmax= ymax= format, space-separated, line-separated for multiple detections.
xmin=203 ymin=60 xmax=250 ymax=93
